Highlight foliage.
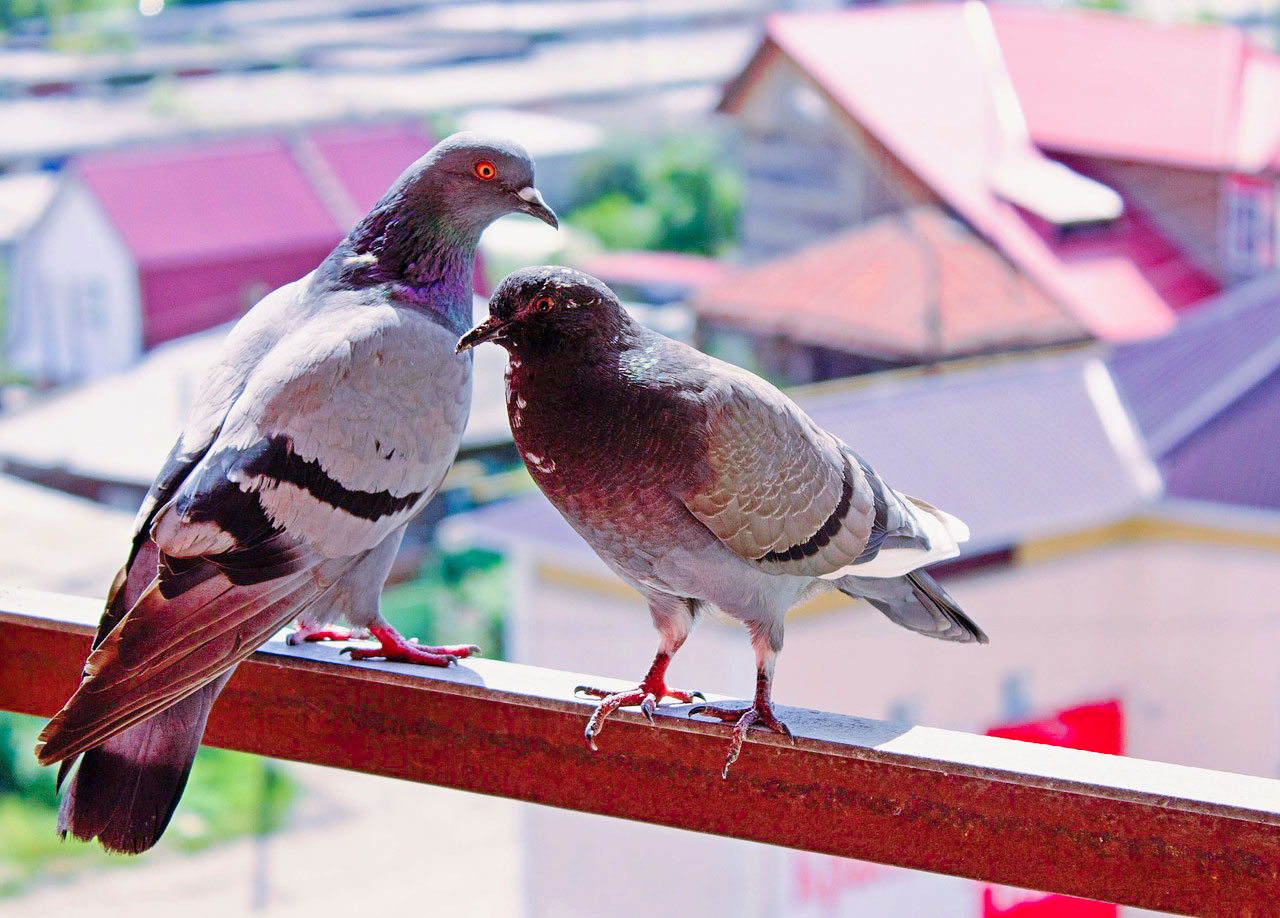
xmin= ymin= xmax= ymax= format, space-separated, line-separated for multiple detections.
xmin=0 ymin=711 xmax=296 ymax=898
xmin=380 ymin=547 xmax=510 ymax=660
xmin=566 ymin=134 xmax=741 ymax=256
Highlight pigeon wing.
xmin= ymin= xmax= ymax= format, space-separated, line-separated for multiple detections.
xmin=678 ymin=364 xmax=966 ymax=578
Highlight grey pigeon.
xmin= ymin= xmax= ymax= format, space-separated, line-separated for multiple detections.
xmin=35 ymin=133 xmax=557 ymax=853
xmin=458 ymin=266 xmax=985 ymax=777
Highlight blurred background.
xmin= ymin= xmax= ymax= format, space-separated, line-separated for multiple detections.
xmin=2 ymin=0 xmax=1280 ymax=914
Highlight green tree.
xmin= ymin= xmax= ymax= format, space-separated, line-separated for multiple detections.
xmin=566 ymin=134 xmax=741 ymax=256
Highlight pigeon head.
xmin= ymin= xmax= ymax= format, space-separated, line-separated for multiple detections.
xmin=457 ymin=266 xmax=632 ymax=356
xmin=408 ymin=132 xmax=557 ymax=234
xmin=352 ymin=133 xmax=557 ymax=256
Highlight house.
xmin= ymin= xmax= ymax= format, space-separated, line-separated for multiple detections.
xmin=715 ymin=3 xmax=1280 ymax=365
xmin=691 ymin=207 xmax=1089 ymax=382
xmin=1110 ymin=270 xmax=1280 ymax=513
xmin=6 ymin=121 xmax=439 ymax=385
xmin=442 ymin=349 xmax=1280 ymax=916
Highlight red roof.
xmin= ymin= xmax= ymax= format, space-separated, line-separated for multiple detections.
xmin=692 ymin=208 xmax=1086 ymax=360
xmin=72 ymin=122 xmax=436 ymax=346
xmin=723 ymin=4 xmax=1239 ymax=341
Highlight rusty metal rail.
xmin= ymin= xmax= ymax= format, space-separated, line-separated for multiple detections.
xmin=3 ymin=585 xmax=1278 ymax=915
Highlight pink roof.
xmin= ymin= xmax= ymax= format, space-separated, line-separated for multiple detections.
xmin=727 ymin=4 xmax=1237 ymax=341
xmin=73 ymin=122 xmax=440 ymax=346
xmin=77 ymin=135 xmax=341 ymax=268
xmin=692 ymin=208 xmax=1085 ymax=360
xmin=994 ymin=6 xmax=1248 ymax=169
xmin=307 ymin=121 xmax=435 ymax=218
xmin=76 ymin=122 xmax=436 ymax=268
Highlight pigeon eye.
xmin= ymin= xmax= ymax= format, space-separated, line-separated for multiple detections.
xmin=474 ymin=161 xmax=498 ymax=181
xmin=532 ymin=295 xmax=555 ymax=313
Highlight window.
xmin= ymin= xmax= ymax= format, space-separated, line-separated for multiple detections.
xmin=1222 ymin=173 xmax=1277 ymax=276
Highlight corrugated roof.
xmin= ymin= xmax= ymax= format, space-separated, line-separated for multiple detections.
xmin=722 ymin=3 xmax=1228 ymax=343
xmin=447 ymin=353 xmax=1161 ymax=559
xmin=72 ymin=121 xmax=435 ymax=268
xmin=76 ymin=135 xmax=342 ymax=268
xmin=1108 ymin=273 xmax=1280 ymax=512
xmin=1160 ymin=369 xmax=1280 ymax=512
xmin=1108 ymin=273 xmax=1280 ymax=456
xmin=691 ymin=208 xmax=1087 ymax=360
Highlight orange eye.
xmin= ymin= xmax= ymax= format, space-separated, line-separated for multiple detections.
xmin=474 ymin=160 xmax=497 ymax=180
xmin=532 ymin=295 xmax=555 ymax=313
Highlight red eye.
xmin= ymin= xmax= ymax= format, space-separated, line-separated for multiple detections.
xmin=474 ymin=160 xmax=497 ymax=180
xmin=532 ymin=295 xmax=555 ymax=313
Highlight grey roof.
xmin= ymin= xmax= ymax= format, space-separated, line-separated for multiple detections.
xmin=0 ymin=474 xmax=133 ymax=596
xmin=446 ymin=351 xmax=1162 ymax=560
xmin=1108 ymin=272 xmax=1280 ymax=457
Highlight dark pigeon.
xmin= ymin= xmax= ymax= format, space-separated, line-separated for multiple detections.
xmin=458 ymin=266 xmax=985 ymax=777
xmin=35 ymin=133 xmax=557 ymax=854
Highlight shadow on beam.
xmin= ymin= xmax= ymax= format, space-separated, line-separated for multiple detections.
xmin=2 ymin=585 xmax=1277 ymax=915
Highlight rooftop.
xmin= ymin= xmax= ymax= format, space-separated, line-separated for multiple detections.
xmin=691 ymin=208 xmax=1086 ymax=361
xmin=722 ymin=3 xmax=1232 ymax=341
xmin=72 ymin=121 xmax=435 ymax=268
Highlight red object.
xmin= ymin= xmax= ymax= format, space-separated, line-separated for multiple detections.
xmin=723 ymin=4 xmax=1238 ymax=342
xmin=986 ymin=699 xmax=1124 ymax=756
xmin=74 ymin=122 xmax=439 ymax=348
xmin=339 ymin=622 xmax=479 ymax=667
xmin=3 ymin=600 xmax=1279 ymax=915
xmin=691 ymin=209 xmax=1086 ymax=360
xmin=981 ymin=701 xmax=1125 ymax=916
xmin=983 ymin=886 xmax=1117 ymax=917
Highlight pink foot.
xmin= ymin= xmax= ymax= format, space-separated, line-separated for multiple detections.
xmin=339 ymin=624 xmax=480 ymax=668
xmin=286 ymin=624 xmax=370 ymax=646
xmin=689 ymin=700 xmax=794 ymax=778
xmin=575 ymin=681 xmax=705 ymax=751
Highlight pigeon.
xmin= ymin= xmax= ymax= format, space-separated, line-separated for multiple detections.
xmin=457 ymin=266 xmax=986 ymax=777
xmin=34 ymin=133 xmax=558 ymax=853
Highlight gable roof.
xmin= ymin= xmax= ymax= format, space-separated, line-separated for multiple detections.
xmin=690 ymin=208 xmax=1087 ymax=361
xmin=720 ymin=4 xmax=1230 ymax=342
xmin=1109 ymin=273 xmax=1280 ymax=512
xmin=72 ymin=121 xmax=434 ymax=269
xmin=1109 ymin=272 xmax=1280 ymax=455
xmin=448 ymin=352 xmax=1161 ymax=560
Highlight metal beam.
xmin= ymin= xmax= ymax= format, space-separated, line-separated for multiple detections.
xmin=3 ymin=585 xmax=1278 ymax=915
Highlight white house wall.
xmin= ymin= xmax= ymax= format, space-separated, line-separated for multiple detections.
xmin=9 ymin=175 xmax=141 ymax=384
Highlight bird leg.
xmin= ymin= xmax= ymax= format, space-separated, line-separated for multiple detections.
xmin=286 ymin=622 xmax=371 ymax=645
xmin=575 ymin=650 xmax=705 ymax=751
xmin=690 ymin=664 xmax=793 ymax=779
xmin=339 ymin=623 xmax=480 ymax=667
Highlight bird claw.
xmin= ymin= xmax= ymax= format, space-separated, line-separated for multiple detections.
xmin=689 ymin=702 xmax=793 ymax=777
xmin=576 ymin=679 xmax=701 ymax=750
xmin=335 ymin=625 xmax=478 ymax=668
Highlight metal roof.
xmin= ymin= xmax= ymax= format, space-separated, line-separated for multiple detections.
xmin=1109 ymin=273 xmax=1280 ymax=456
xmin=721 ymin=3 xmax=1228 ymax=343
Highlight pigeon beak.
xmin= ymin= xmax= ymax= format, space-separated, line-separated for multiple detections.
xmin=515 ymin=186 xmax=558 ymax=228
xmin=456 ymin=316 xmax=508 ymax=353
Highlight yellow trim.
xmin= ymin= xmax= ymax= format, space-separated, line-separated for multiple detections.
xmin=1018 ymin=515 xmax=1280 ymax=564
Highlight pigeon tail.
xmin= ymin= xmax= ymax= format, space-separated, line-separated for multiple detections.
xmin=836 ymin=569 xmax=988 ymax=644
xmin=56 ymin=673 xmax=229 ymax=855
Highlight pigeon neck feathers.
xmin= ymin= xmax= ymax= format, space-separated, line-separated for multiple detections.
xmin=336 ymin=199 xmax=479 ymax=334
